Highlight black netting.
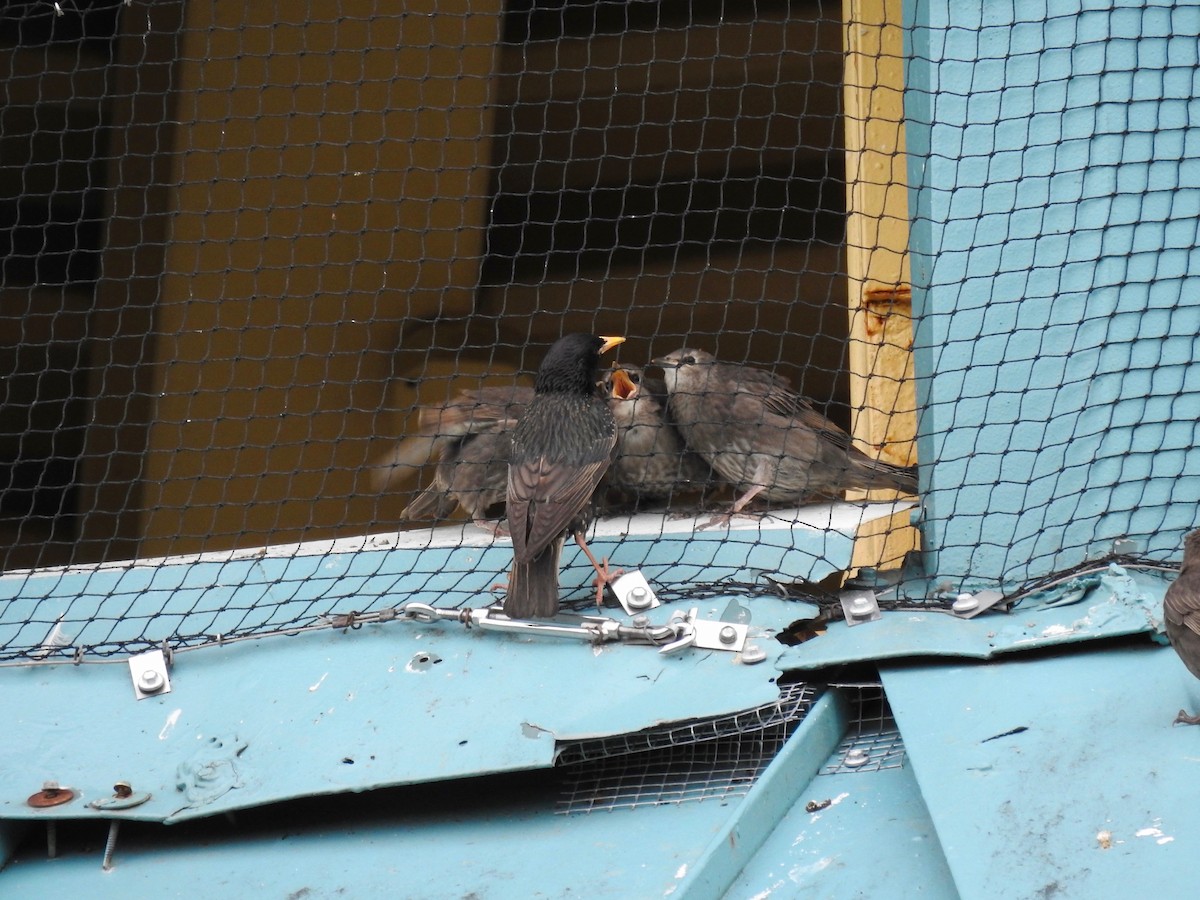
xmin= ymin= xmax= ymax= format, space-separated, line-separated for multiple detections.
xmin=0 ymin=0 xmax=1195 ymax=662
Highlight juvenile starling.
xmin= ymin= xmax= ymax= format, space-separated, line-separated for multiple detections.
xmin=504 ymin=334 xmax=626 ymax=618
xmin=602 ymin=365 xmax=714 ymax=505
xmin=399 ymin=422 xmax=515 ymax=534
xmin=652 ymin=349 xmax=918 ymax=520
xmin=1164 ymin=528 xmax=1200 ymax=724
xmin=371 ymin=384 xmax=532 ymax=493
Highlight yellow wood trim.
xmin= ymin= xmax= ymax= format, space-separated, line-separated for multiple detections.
xmin=843 ymin=0 xmax=919 ymax=571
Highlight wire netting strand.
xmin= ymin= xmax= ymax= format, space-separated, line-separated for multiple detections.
xmin=0 ymin=1 xmax=1196 ymax=658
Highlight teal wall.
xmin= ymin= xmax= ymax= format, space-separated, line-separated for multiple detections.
xmin=906 ymin=0 xmax=1200 ymax=584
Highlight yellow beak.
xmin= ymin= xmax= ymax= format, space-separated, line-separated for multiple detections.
xmin=599 ymin=335 xmax=626 ymax=355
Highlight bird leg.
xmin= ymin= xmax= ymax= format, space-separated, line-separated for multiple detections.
xmin=472 ymin=518 xmax=509 ymax=538
xmin=1174 ymin=708 xmax=1200 ymax=726
xmin=702 ymin=481 xmax=768 ymax=530
xmin=572 ymin=528 xmax=624 ymax=609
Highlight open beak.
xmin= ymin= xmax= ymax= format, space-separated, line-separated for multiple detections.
xmin=599 ymin=335 xmax=626 ymax=355
xmin=609 ymin=367 xmax=638 ymax=400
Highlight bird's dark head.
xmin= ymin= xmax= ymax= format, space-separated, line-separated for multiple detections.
xmin=535 ymin=334 xmax=625 ymax=395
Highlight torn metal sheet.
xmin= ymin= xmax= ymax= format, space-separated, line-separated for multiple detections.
xmin=777 ymin=567 xmax=1168 ymax=672
xmin=0 ymin=592 xmax=807 ymax=825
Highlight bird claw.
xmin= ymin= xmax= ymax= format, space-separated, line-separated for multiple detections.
xmin=473 ymin=519 xmax=509 ymax=538
xmin=592 ymin=558 xmax=624 ymax=610
xmin=1174 ymin=709 xmax=1200 ymax=726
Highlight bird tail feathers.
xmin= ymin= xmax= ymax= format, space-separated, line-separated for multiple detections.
xmin=503 ymin=540 xmax=562 ymax=619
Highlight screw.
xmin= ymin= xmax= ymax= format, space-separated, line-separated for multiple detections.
xmin=27 ymin=782 xmax=76 ymax=808
xmin=844 ymin=748 xmax=870 ymax=768
xmin=848 ymin=596 xmax=873 ymax=617
xmin=718 ymin=625 xmax=738 ymax=645
xmin=740 ymin=643 xmax=767 ymax=664
xmin=631 ymin=614 xmax=650 ymax=627
xmin=101 ymin=821 xmax=120 ymax=871
xmin=628 ymin=586 xmax=651 ymax=610
xmin=138 ymin=669 xmax=164 ymax=693
xmin=952 ymin=593 xmax=979 ymax=614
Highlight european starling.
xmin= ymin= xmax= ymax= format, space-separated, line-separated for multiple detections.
xmin=504 ymin=334 xmax=626 ymax=618
xmin=602 ymin=365 xmax=714 ymax=505
xmin=400 ymin=421 xmax=515 ymax=534
xmin=1164 ymin=528 xmax=1200 ymax=725
xmin=370 ymin=384 xmax=533 ymax=492
xmin=652 ymin=349 xmax=918 ymax=520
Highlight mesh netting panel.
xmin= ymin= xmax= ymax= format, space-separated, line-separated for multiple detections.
xmin=0 ymin=0 xmax=1196 ymax=660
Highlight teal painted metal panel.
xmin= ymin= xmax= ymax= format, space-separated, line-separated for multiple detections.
xmin=0 ymin=770 xmax=753 ymax=898
xmin=0 ymin=503 xmax=904 ymax=661
xmin=777 ymin=566 xmax=1167 ymax=671
xmin=726 ymin=761 xmax=958 ymax=899
xmin=675 ymin=691 xmax=849 ymax=899
xmin=0 ymin=593 xmax=807 ymax=824
xmin=882 ymin=644 xmax=1200 ymax=899
xmin=907 ymin=0 xmax=1200 ymax=586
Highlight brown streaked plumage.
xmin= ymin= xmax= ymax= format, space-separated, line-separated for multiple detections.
xmin=602 ymin=365 xmax=714 ymax=505
xmin=1164 ymin=528 xmax=1200 ymax=725
xmin=504 ymin=334 xmax=625 ymax=618
xmin=652 ymin=349 xmax=918 ymax=521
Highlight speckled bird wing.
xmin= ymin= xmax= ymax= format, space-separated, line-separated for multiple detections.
xmin=725 ymin=364 xmax=863 ymax=455
xmin=1165 ymin=573 xmax=1200 ymax=637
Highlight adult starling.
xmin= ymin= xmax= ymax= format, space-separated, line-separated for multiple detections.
xmin=504 ymin=333 xmax=625 ymax=619
xmin=652 ymin=349 xmax=918 ymax=520
xmin=602 ymin=365 xmax=714 ymax=506
xmin=1164 ymin=528 xmax=1200 ymax=724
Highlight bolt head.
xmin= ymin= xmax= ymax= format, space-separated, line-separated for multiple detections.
xmin=952 ymin=593 xmax=979 ymax=614
xmin=844 ymin=748 xmax=870 ymax=768
xmin=740 ymin=643 xmax=767 ymax=664
xmin=627 ymin=586 xmax=651 ymax=609
xmin=718 ymin=625 xmax=738 ymax=644
xmin=849 ymin=597 xmax=872 ymax=615
xmin=138 ymin=669 xmax=164 ymax=692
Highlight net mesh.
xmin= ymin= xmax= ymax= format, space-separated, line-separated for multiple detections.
xmin=0 ymin=0 xmax=1195 ymax=661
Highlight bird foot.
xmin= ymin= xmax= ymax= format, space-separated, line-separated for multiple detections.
xmin=698 ymin=507 xmax=765 ymax=531
xmin=592 ymin=558 xmax=625 ymax=610
xmin=473 ymin=518 xmax=509 ymax=538
xmin=1174 ymin=709 xmax=1200 ymax=726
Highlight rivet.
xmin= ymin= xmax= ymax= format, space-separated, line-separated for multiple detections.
xmin=718 ymin=625 xmax=738 ymax=645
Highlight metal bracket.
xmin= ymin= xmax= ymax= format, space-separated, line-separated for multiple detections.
xmin=658 ymin=608 xmax=748 ymax=654
xmin=840 ymin=590 xmax=881 ymax=627
xmin=129 ymin=649 xmax=171 ymax=700
xmin=948 ymin=589 xmax=1008 ymax=619
xmin=610 ymin=570 xmax=660 ymax=614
